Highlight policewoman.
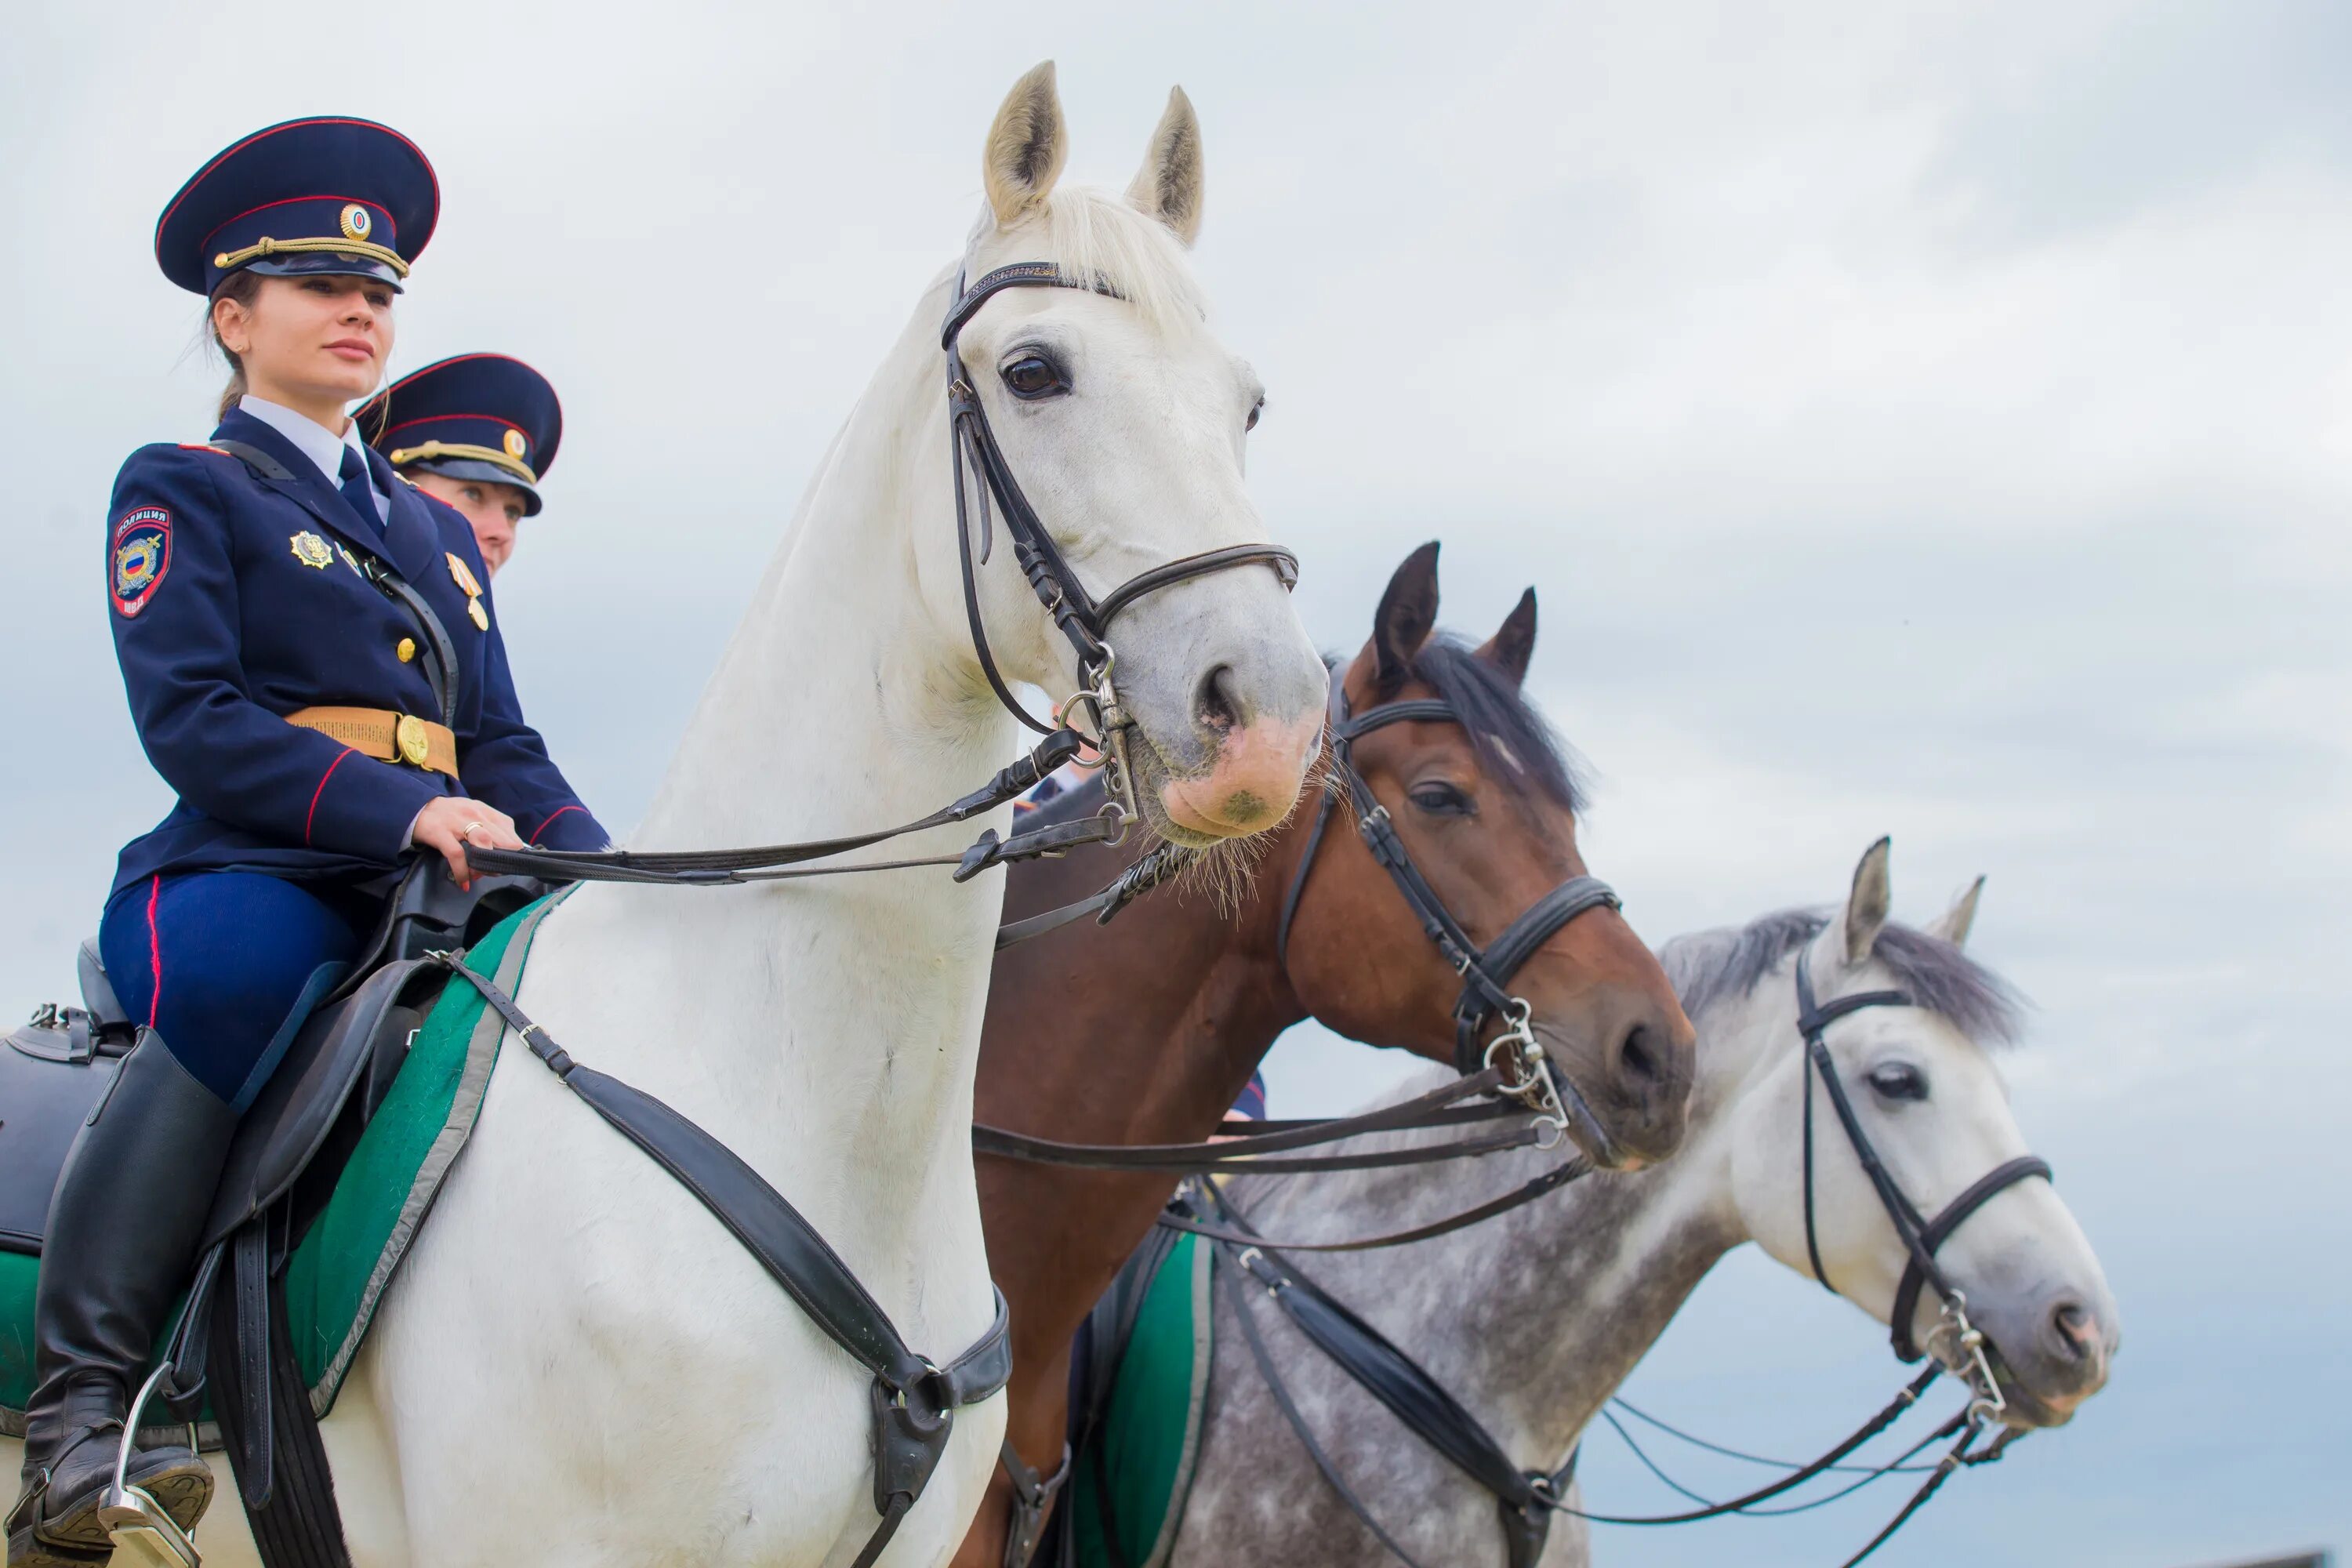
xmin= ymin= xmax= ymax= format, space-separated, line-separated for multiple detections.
xmin=10 ymin=118 xmax=608 ymax=1566
xmin=361 ymin=352 xmax=562 ymax=577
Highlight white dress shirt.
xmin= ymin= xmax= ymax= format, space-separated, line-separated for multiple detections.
xmin=238 ymin=394 xmax=389 ymax=524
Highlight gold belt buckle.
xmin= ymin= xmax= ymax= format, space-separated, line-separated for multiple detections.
xmin=394 ymin=714 xmax=432 ymax=768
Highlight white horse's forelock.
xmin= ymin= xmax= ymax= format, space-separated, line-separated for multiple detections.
xmin=969 ymin=185 xmax=1209 ymax=337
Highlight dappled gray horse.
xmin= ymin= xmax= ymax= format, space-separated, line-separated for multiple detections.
xmin=1168 ymin=837 xmax=2118 ymax=1566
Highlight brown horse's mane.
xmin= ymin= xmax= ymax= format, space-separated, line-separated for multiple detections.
xmin=1388 ymin=636 xmax=1586 ymax=813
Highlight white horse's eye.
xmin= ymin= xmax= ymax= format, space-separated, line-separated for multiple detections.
xmin=1867 ymin=1062 xmax=1928 ymax=1102
xmin=1000 ymin=353 xmax=1069 ymax=400
xmin=1247 ymin=396 xmax=1265 ymax=432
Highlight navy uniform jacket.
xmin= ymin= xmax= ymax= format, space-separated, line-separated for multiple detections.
xmin=106 ymin=405 xmax=608 ymax=901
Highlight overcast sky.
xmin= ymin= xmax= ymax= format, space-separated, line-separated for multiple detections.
xmin=3 ymin=2 xmax=2346 ymax=1563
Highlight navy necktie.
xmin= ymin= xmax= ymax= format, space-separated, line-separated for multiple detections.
xmin=337 ymin=445 xmax=381 ymax=535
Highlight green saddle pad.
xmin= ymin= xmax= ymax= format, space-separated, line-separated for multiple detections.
xmin=1070 ymin=1229 xmax=1216 ymax=1568
xmin=0 ymin=893 xmax=562 ymax=1441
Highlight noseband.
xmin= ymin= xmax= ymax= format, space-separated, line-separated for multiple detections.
xmin=1273 ymin=681 xmax=1623 ymax=1152
xmin=1793 ymin=946 xmax=2053 ymax=1392
xmin=942 ymin=262 xmax=1300 ymax=821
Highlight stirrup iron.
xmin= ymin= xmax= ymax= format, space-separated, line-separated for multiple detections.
xmin=100 ymin=1365 xmax=201 ymax=1568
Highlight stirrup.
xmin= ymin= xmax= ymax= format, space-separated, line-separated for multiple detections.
xmin=98 ymin=1367 xmax=200 ymax=1568
xmin=97 ymin=1487 xmax=198 ymax=1568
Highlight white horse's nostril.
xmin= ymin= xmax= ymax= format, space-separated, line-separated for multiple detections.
xmin=2050 ymin=1301 xmax=2097 ymax=1359
xmin=1196 ymin=663 xmax=1243 ymax=733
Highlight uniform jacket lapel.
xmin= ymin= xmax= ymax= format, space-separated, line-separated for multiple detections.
xmin=210 ymin=408 xmax=430 ymax=585
xmin=365 ymin=445 xmax=441 ymax=585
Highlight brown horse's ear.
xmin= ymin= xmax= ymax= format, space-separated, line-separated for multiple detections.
xmin=1373 ymin=542 xmax=1442 ymax=693
xmin=1475 ymin=587 xmax=1537 ymax=687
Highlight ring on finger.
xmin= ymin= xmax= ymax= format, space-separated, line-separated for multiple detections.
xmin=461 ymin=820 xmax=488 ymax=842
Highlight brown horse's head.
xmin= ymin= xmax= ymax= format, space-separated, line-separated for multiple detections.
xmin=1276 ymin=543 xmax=1694 ymax=1167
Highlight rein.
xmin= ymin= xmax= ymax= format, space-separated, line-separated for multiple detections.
xmin=973 ymin=681 xmax=1626 ymax=1208
xmin=467 ymin=261 xmax=1299 ymax=899
xmin=1198 ymin=950 xmax=2053 ymax=1568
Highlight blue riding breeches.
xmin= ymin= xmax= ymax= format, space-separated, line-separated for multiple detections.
xmin=97 ymin=871 xmax=375 ymax=1112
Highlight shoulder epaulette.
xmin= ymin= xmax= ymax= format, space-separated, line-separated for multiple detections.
xmin=178 ymin=442 xmax=232 ymax=456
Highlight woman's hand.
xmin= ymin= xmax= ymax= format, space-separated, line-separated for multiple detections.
xmin=411 ymin=797 xmax=524 ymax=888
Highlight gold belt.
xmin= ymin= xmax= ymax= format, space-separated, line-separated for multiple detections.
xmin=285 ymin=706 xmax=458 ymax=778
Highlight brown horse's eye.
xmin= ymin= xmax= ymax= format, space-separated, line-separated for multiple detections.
xmin=1407 ymin=782 xmax=1473 ymax=816
xmin=1001 ymin=353 xmax=1069 ymax=400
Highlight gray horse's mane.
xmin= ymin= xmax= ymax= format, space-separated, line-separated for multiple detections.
xmin=1660 ymin=909 xmax=2027 ymax=1046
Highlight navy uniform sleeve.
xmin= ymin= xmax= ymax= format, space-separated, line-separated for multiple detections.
xmin=454 ymin=562 xmax=610 ymax=851
xmin=107 ymin=446 xmax=443 ymax=861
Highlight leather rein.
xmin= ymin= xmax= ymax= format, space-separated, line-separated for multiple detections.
xmin=973 ymin=681 xmax=1632 ymax=1248
xmin=1196 ymin=948 xmax=2056 ymax=1568
xmin=467 ymin=261 xmax=1299 ymax=898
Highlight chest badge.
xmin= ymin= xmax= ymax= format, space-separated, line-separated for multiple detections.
xmin=446 ymin=551 xmax=490 ymax=631
xmin=289 ymin=532 xmax=334 ymax=570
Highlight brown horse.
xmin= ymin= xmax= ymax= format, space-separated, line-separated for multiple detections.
xmin=959 ymin=542 xmax=1697 ymax=1567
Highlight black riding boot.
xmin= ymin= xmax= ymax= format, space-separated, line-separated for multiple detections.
xmin=7 ymin=1031 xmax=234 ymax=1567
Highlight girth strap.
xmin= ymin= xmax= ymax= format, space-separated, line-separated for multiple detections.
xmin=430 ymin=946 xmax=1011 ymax=1568
xmin=1202 ymin=1185 xmax=1573 ymax=1568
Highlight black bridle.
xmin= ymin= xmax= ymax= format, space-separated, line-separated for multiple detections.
xmin=1273 ymin=681 xmax=1624 ymax=1156
xmin=942 ymin=261 xmax=1299 ymax=815
xmin=1178 ymin=945 xmax=2060 ymax=1568
xmin=469 ymin=260 xmax=1298 ymax=894
xmin=1793 ymin=945 xmax=2053 ymax=1368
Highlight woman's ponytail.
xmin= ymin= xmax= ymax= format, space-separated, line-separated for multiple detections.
xmin=209 ymin=271 xmax=264 ymax=422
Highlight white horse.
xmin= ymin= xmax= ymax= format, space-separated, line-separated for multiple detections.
xmin=31 ymin=63 xmax=1327 ymax=1568
xmin=1168 ymin=838 xmax=2119 ymax=1566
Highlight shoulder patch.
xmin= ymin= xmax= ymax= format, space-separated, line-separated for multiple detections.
xmin=111 ymin=508 xmax=174 ymax=617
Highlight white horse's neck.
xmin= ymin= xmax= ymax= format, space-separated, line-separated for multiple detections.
xmin=641 ymin=273 xmax=986 ymax=850
xmin=542 ymin=270 xmax=1016 ymax=1230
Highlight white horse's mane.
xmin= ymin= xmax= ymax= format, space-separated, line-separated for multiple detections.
xmin=969 ymin=184 xmax=1209 ymax=336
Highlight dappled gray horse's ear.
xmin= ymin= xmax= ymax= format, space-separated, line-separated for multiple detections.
xmin=1926 ymin=875 xmax=1985 ymax=949
xmin=1126 ymin=86 xmax=1204 ymax=246
xmin=1843 ymin=837 xmax=1893 ymax=965
xmin=985 ymin=60 xmax=1069 ymax=229
xmin=1374 ymin=541 xmax=1442 ymax=693
xmin=1473 ymin=587 xmax=1537 ymax=687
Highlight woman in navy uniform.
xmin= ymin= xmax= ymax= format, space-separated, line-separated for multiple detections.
xmin=9 ymin=118 xmax=608 ymax=1566
xmin=362 ymin=352 xmax=562 ymax=578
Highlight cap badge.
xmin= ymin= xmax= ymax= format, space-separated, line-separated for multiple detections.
xmin=340 ymin=204 xmax=372 ymax=242
xmin=290 ymin=531 xmax=334 ymax=570
xmin=503 ymin=428 xmax=528 ymax=460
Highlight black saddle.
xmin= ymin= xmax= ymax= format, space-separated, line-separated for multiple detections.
xmin=0 ymin=863 xmax=543 ymax=1261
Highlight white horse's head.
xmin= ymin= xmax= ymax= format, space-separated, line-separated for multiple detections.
xmin=926 ymin=63 xmax=1328 ymax=845
xmin=1724 ymin=839 xmax=2120 ymax=1428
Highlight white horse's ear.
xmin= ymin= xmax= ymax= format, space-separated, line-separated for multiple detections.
xmin=1927 ymin=876 xmax=1985 ymax=949
xmin=1842 ymin=837 xmax=1893 ymax=966
xmin=1373 ymin=541 xmax=1442 ymax=693
xmin=1126 ymin=86 xmax=1205 ymax=246
xmin=985 ymin=61 xmax=1069 ymax=230
xmin=1473 ymin=587 xmax=1537 ymax=687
